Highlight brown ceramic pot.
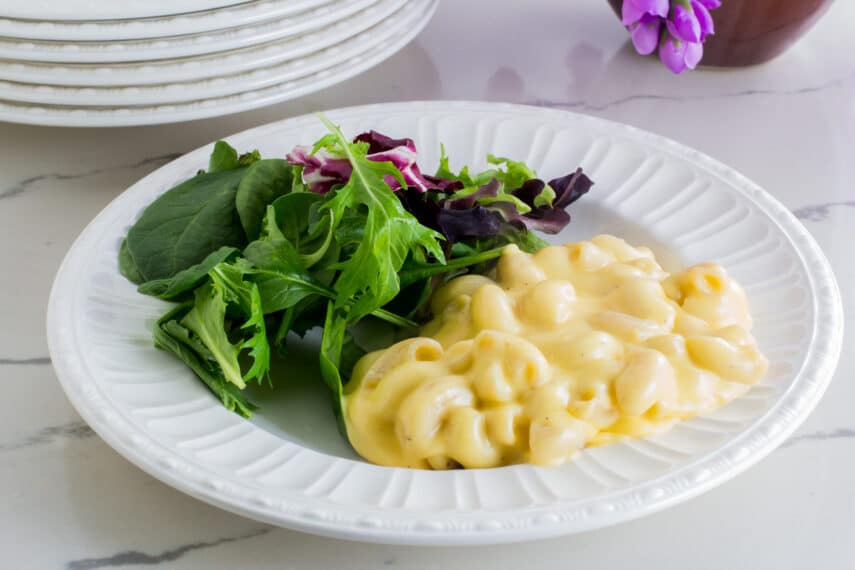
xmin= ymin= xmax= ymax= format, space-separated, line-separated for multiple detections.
xmin=607 ymin=0 xmax=833 ymax=66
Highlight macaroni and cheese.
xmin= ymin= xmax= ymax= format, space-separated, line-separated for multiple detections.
xmin=343 ymin=235 xmax=768 ymax=469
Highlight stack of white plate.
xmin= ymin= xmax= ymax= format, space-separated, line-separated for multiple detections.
xmin=0 ymin=0 xmax=438 ymax=127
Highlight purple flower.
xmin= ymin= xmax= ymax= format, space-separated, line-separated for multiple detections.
xmin=659 ymin=31 xmax=703 ymax=74
xmin=667 ymin=0 xmax=701 ymax=43
xmin=691 ymin=0 xmax=715 ymax=40
xmin=621 ymin=0 xmax=719 ymax=74
xmin=621 ymin=0 xmax=669 ymax=25
xmin=629 ymin=14 xmax=662 ymax=55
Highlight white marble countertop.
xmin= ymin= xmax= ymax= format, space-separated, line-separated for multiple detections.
xmin=2 ymin=0 xmax=853 ymax=568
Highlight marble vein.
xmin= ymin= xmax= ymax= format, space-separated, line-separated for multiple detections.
xmin=792 ymin=201 xmax=855 ymax=222
xmin=781 ymin=428 xmax=855 ymax=449
xmin=0 ymin=152 xmax=182 ymax=200
xmin=530 ymin=68 xmax=855 ymax=112
xmin=0 ymin=420 xmax=95 ymax=452
xmin=0 ymin=356 xmax=51 ymax=365
xmin=65 ymin=527 xmax=271 ymax=569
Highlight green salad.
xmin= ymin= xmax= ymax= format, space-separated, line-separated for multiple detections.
xmin=118 ymin=115 xmax=592 ymax=431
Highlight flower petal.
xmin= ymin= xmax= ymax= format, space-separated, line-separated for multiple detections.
xmin=669 ymin=2 xmax=701 ymax=43
xmin=621 ymin=0 xmax=669 ymax=25
xmin=659 ymin=33 xmax=688 ymax=74
xmin=621 ymin=0 xmax=647 ymax=25
xmin=630 ymin=15 xmax=662 ymax=55
xmin=691 ymin=0 xmax=715 ymax=39
xmin=684 ymin=40 xmax=703 ymax=69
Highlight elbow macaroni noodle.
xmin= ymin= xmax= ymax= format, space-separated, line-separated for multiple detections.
xmin=343 ymin=235 xmax=769 ymax=469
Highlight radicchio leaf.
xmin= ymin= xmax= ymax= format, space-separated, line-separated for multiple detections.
xmin=352 ymin=131 xmax=437 ymax=192
xmin=285 ymin=146 xmax=351 ymax=194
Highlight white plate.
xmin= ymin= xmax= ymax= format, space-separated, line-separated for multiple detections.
xmin=0 ymin=0 xmax=378 ymax=63
xmin=0 ymin=0 xmax=336 ymax=42
xmin=47 ymin=101 xmax=843 ymax=544
xmin=0 ymin=0 xmax=437 ymax=127
xmin=0 ymin=1 xmax=397 ymax=87
xmin=0 ymin=2 xmax=400 ymax=88
xmin=0 ymin=0 xmax=248 ymax=22
xmin=0 ymin=0 xmax=412 ymax=106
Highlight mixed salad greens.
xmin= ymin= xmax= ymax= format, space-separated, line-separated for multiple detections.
xmin=118 ymin=115 xmax=593 ymax=430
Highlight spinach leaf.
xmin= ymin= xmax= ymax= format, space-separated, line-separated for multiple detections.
xmin=208 ymin=141 xmax=261 ymax=173
xmin=125 ymin=167 xmax=247 ymax=281
xmin=118 ymin=238 xmax=145 ymax=285
xmin=269 ymin=192 xmax=324 ymax=244
xmin=208 ymin=141 xmax=240 ymax=173
xmin=244 ymin=234 xmax=305 ymax=274
xmin=153 ymin=303 xmax=255 ymax=417
xmin=266 ymin=193 xmax=335 ymax=268
xmin=137 ymin=246 xmax=238 ymax=300
xmin=235 ymin=159 xmax=295 ymax=241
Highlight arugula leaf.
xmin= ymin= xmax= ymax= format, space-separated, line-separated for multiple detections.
xmin=461 ymin=230 xmax=549 ymax=255
xmin=235 ymin=159 xmax=295 ymax=241
xmin=398 ymin=246 xmax=506 ymax=288
xmin=137 ymin=246 xmax=238 ymax=300
xmin=208 ymin=141 xmax=240 ymax=173
xmin=249 ymin=271 xmax=325 ymax=316
xmin=318 ymin=302 xmax=348 ymax=433
xmin=153 ymin=303 xmax=255 ymax=417
xmin=240 ymin=283 xmax=270 ymax=385
xmin=125 ymin=167 xmax=247 ymax=281
xmin=317 ymin=115 xmax=446 ymax=321
xmin=180 ymin=282 xmax=245 ymax=389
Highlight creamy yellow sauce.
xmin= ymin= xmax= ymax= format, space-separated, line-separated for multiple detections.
xmin=343 ymin=235 xmax=768 ymax=469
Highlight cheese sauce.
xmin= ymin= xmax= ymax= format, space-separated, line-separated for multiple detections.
xmin=343 ymin=235 xmax=768 ymax=469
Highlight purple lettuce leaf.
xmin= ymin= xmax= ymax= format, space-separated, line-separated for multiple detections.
xmin=285 ymin=146 xmax=352 ymax=194
xmin=352 ymin=131 xmax=435 ymax=192
xmin=493 ymin=168 xmax=593 ymax=234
